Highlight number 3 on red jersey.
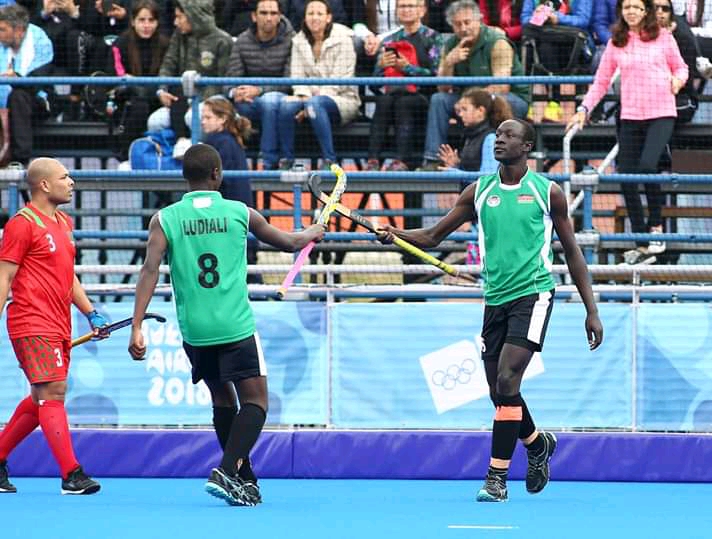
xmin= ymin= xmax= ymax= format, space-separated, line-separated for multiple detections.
xmin=46 ymin=233 xmax=56 ymax=252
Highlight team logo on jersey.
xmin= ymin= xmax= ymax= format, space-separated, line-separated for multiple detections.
xmin=486 ymin=195 xmax=501 ymax=208
xmin=200 ymin=51 xmax=215 ymax=68
xmin=518 ymin=194 xmax=534 ymax=204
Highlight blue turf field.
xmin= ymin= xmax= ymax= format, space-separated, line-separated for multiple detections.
xmin=2 ymin=479 xmax=711 ymax=538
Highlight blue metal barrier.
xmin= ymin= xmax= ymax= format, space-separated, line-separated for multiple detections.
xmin=4 ymin=74 xmax=712 ymax=251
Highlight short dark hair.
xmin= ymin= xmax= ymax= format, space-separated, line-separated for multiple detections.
xmin=255 ymin=0 xmax=282 ymax=12
xmin=183 ymin=144 xmax=221 ymax=183
xmin=0 ymin=4 xmax=29 ymax=29
xmin=513 ymin=118 xmax=535 ymax=145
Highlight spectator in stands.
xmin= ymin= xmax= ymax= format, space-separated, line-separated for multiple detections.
xmin=521 ymin=0 xmax=593 ymax=123
xmin=0 ymin=4 xmax=55 ymax=167
xmin=351 ymin=0 xmax=400 ymax=75
xmin=225 ymin=0 xmax=294 ymax=170
xmin=593 ymin=0 xmax=617 ymax=44
xmin=682 ymin=0 xmax=712 ymax=60
xmin=425 ymin=0 xmax=450 ymax=32
xmin=107 ymin=0 xmax=169 ymax=161
xmin=657 ymin=0 xmax=700 ymax=123
xmin=438 ymin=88 xmax=512 ymax=173
xmin=221 ymin=0 xmax=257 ymax=37
xmin=366 ymin=0 xmax=442 ymax=171
xmin=478 ymin=0 xmax=523 ymax=41
xmin=277 ymin=0 xmax=359 ymax=170
xmin=148 ymin=0 xmax=233 ymax=158
xmin=568 ymin=0 xmax=688 ymax=265
xmin=592 ymin=0 xmax=617 ymax=67
xmin=420 ymin=0 xmax=528 ymax=169
xmin=284 ymin=0 xmax=348 ymax=31
xmin=30 ymin=0 xmax=80 ymax=79
xmin=63 ymin=0 xmax=131 ymax=119
xmin=201 ymin=95 xmax=253 ymax=205
xmin=200 ymin=94 xmax=262 ymax=282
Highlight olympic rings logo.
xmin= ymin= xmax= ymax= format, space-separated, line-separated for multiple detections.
xmin=431 ymin=358 xmax=476 ymax=390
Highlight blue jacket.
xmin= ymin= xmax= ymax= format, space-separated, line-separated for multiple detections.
xmin=0 ymin=24 xmax=53 ymax=108
xmin=204 ymin=131 xmax=253 ymax=207
xmin=591 ymin=0 xmax=617 ymax=44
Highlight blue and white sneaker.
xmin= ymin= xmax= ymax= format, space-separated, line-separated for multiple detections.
xmin=205 ymin=467 xmax=260 ymax=506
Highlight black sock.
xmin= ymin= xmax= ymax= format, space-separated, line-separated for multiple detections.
xmin=488 ymin=465 xmax=508 ymax=481
xmin=525 ymin=432 xmax=545 ymax=453
xmin=220 ymin=403 xmax=266 ymax=476
xmin=491 ymin=393 xmax=523 ymax=461
xmin=212 ymin=405 xmax=238 ymax=450
xmin=519 ymin=398 xmax=536 ymax=440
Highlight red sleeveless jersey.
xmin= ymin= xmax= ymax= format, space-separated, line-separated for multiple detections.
xmin=0 ymin=204 xmax=76 ymax=339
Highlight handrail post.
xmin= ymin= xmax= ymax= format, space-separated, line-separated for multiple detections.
xmin=182 ymin=70 xmax=201 ymax=144
xmin=562 ymin=123 xmax=580 ymax=217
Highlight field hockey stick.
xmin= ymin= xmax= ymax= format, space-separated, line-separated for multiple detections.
xmin=307 ymin=174 xmax=476 ymax=283
xmin=276 ymin=164 xmax=348 ymax=300
xmin=71 ymin=312 xmax=167 ymax=347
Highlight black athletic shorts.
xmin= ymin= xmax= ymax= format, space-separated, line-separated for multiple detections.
xmin=183 ymin=333 xmax=266 ymax=384
xmin=480 ymin=290 xmax=555 ymax=362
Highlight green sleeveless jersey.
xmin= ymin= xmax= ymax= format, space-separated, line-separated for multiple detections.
xmin=474 ymin=169 xmax=556 ymax=305
xmin=159 ymin=191 xmax=255 ymax=345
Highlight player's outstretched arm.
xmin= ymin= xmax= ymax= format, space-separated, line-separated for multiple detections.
xmin=248 ymin=208 xmax=326 ymax=252
xmin=550 ymin=184 xmax=603 ymax=350
xmin=129 ymin=214 xmax=167 ymax=360
xmin=379 ymin=182 xmax=477 ymax=248
xmin=0 ymin=261 xmax=19 ymax=314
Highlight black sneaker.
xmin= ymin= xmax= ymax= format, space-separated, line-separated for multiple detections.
xmin=242 ymin=480 xmax=262 ymax=504
xmin=61 ymin=466 xmax=101 ymax=495
xmin=526 ymin=431 xmax=557 ymax=494
xmin=205 ymin=467 xmax=259 ymax=506
xmin=0 ymin=461 xmax=17 ymax=493
xmin=476 ymin=473 xmax=508 ymax=502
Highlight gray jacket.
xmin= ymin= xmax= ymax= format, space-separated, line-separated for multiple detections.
xmin=226 ymin=17 xmax=295 ymax=95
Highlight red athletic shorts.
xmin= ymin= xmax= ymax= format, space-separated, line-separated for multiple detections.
xmin=12 ymin=336 xmax=71 ymax=384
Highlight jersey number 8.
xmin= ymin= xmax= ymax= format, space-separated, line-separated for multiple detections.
xmin=197 ymin=253 xmax=220 ymax=288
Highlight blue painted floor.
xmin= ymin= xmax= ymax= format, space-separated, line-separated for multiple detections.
xmin=2 ymin=479 xmax=711 ymax=538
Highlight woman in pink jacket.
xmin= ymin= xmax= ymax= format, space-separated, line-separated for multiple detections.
xmin=568 ymin=0 xmax=688 ymax=264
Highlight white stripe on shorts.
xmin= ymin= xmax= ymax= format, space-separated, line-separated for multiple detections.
xmin=526 ymin=290 xmax=553 ymax=345
xmin=254 ymin=332 xmax=267 ymax=376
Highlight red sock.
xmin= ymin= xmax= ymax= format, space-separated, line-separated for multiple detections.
xmin=0 ymin=395 xmax=40 ymax=461
xmin=38 ymin=400 xmax=79 ymax=479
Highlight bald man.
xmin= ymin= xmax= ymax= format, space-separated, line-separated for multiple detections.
xmin=0 ymin=158 xmax=106 ymax=495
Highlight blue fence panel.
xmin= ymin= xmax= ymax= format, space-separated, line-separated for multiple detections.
xmin=0 ymin=302 xmax=327 ymax=426
xmin=331 ymin=303 xmax=632 ymax=429
xmin=637 ymin=304 xmax=712 ymax=431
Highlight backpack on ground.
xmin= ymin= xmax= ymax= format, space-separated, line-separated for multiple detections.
xmin=128 ymin=129 xmax=182 ymax=170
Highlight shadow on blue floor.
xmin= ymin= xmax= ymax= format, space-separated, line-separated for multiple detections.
xmin=2 ymin=479 xmax=712 ymax=539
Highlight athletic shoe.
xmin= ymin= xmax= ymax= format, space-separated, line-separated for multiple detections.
xmin=0 ymin=461 xmax=17 ymax=493
xmin=61 ymin=466 xmax=101 ymax=495
xmin=205 ymin=467 xmax=259 ymax=506
xmin=622 ymin=248 xmax=657 ymax=265
xmin=526 ymin=431 xmax=557 ymax=494
xmin=242 ymin=480 xmax=262 ymax=504
xmin=476 ymin=473 xmax=508 ymax=502
xmin=646 ymin=226 xmax=666 ymax=255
